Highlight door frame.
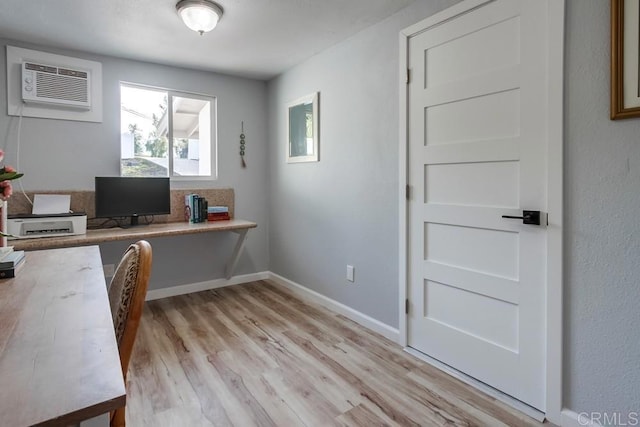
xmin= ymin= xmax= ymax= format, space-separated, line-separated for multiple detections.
xmin=397 ymin=0 xmax=564 ymax=424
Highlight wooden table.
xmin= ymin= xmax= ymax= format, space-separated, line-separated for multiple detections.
xmin=12 ymin=219 xmax=257 ymax=279
xmin=0 ymin=246 xmax=126 ymax=426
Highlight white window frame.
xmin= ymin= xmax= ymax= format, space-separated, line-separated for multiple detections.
xmin=119 ymin=82 xmax=218 ymax=180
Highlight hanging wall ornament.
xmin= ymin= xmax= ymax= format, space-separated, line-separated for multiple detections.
xmin=240 ymin=121 xmax=247 ymax=168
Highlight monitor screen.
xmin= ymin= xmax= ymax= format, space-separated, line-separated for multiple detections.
xmin=95 ymin=177 xmax=171 ymax=225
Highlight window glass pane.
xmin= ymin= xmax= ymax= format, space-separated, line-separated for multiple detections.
xmin=120 ymin=84 xmax=215 ymax=178
xmin=289 ymin=102 xmax=314 ymax=156
xmin=171 ymin=96 xmax=211 ymax=176
xmin=120 ymin=85 xmax=169 ymax=177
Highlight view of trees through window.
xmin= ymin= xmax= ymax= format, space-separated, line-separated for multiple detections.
xmin=120 ymin=84 xmax=214 ymax=178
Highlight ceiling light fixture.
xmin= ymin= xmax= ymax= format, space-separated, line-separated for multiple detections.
xmin=176 ymin=0 xmax=223 ymax=35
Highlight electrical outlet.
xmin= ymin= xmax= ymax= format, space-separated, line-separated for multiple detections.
xmin=346 ymin=265 xmax=355 ymax=282
xmin=103 ymin=264 xmax=115 ymax=277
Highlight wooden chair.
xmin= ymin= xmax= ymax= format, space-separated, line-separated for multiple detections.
xmin=107 ymin=240 xmax=152 ymax=427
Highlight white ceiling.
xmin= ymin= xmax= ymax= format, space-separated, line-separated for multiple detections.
xmin=0 ymin=0 xmax=415 ymax=80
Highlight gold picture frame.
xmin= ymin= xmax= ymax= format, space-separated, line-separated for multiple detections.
xmin=611 ymin=0 xmax=640 ymax=119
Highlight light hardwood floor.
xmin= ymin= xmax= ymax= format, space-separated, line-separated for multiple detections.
xmin=126 ymin=280 xmax=549 ymax=426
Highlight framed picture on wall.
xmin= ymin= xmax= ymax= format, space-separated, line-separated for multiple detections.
xmin=611 ymin=0 xmax=640 ymax=119
xmin=286 ymin=92 xmax=319 ymax=163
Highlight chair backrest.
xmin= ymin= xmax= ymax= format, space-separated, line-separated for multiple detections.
xmin=108 ymin=240 xmax=152 ymax=379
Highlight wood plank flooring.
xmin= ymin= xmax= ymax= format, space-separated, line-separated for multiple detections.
xmin=126 ymin=280 xmax=549 ymax=426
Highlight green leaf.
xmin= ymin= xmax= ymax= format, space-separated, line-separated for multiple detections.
xmin=0 ymin=172 xmax=23 ymax=181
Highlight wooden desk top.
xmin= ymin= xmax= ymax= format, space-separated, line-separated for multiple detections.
xmin=0 ymin=246 xmax=126 ymax=426
xmin=12 ymin=219 xmax=257 ymax=251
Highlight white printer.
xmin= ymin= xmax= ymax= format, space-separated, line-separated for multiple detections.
xmin=7 ymin=213 xmax=87 ymax=239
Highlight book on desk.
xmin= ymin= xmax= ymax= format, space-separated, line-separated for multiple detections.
xmin=185 ymin=195 xmax=231 ymax=223
xmin=185 ymin=194 xmax=208 ymax=223
xmin=0 ymin=250 xmax=25 ymax=278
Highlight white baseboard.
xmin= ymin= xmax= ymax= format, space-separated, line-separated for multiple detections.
xmin=267 ymin=272 xmax=400 ymax=343
xmin=145 ymin=271 xmax=270 ymax=301
xmin=561 ymin=409 xmax=603 ymax=427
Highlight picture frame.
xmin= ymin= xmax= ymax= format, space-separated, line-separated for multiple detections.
xmin=286 ymin=92 xmax=319 ymax=163
xmin=611 ymin=0 xmax=640 ymax=119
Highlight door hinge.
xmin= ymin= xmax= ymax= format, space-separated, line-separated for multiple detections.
xmin=406 ymin=184 xmax=411 ymax=200
xmin=405 ymin=299 xmax=409 ymax=314
xmin=406 ymin=69 xmax=411 ymax=84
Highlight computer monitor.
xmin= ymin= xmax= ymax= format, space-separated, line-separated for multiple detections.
xmin=95 ymin=177 xmax=171 ymax=226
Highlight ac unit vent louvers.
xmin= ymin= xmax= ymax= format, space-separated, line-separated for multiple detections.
xmin=36 ymin=72 xmax=88 ymax=103
xmin=22 ymin=62 xmax=91 ymax=109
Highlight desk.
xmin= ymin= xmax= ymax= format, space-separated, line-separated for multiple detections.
xmin=0 ymin=246 xmax=126 ymax=426
xmin=12 ymin=219 xmax=257 ymax=279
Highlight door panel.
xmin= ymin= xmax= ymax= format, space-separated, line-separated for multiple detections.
xmin=425 ymin=161 xmax=520 ymax=207
xmin=424 ymin=280 xmax=519 ymax=351
xmin=408 ymin=0 xmax=548 ymax=410
xmin=425 ymin=89 xmax=521 ymax=144
xmin=425 ymin=17 xmax=520 ymax=86
xmin=424 ymin=222 xmax=519 ymax=279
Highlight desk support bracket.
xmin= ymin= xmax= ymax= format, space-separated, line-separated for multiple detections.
xmin=225 ymin=228 xmax=249 ymax=279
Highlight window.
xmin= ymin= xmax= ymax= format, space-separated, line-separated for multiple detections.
xmin=120 ymin=83 xmax=216 ymax=178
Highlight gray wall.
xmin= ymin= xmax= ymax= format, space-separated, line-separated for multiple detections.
xmin=565 ymin=0 xmax=640 ymax=416
xmin=267 ymin=0 xmax=458 ymax=328
xmin=0 ymin=38 xmax=270 ymax=289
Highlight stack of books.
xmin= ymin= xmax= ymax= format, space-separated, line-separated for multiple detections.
xmin=208 ymin=206 xmax=230 ymax=221
xmin=184 ymin=194 xmax=209 ymax=223
xmin=0 ymin=247 xmax=25 ymax=279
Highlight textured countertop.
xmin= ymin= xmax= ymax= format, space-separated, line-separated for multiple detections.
xmin=11 ymin=219 xmax=257 ymax=251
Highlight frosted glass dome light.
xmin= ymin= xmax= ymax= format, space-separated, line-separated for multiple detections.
xmin=176 ymin=0 xmax=223 ymax=35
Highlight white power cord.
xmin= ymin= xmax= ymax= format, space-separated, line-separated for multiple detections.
xmin=13 ymin=102 xmax=32 ymax=206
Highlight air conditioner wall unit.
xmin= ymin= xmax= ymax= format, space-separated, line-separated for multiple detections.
xmin=6 ymin=46 xmax=102 ymax=122
xmin=22 ymin=62 xmax=91 ymax=110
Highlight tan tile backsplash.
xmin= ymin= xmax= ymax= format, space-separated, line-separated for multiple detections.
xmin=6 ymin=188 xmax=234 ymax=227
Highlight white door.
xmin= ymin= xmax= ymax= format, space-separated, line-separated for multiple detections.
xmin=408 ymin=0 xmax=549 ymax=410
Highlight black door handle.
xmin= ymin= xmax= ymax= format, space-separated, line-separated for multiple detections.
xmin=502 ymin=210 xmax=541 ymax=225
